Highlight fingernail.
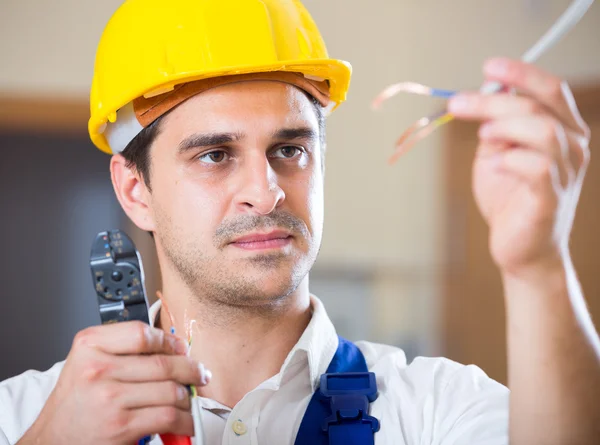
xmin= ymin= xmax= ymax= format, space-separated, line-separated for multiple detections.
xmin=198 ymin=363 xmax=212 ymax=385
xmin=448 ymin=95 xmax=472 ymax=113
xmin=485 ymin=58 xmax=509 ymax=77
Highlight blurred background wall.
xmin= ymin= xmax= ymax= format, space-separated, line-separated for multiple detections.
xmin=0 ymin=0 xmax=599 ymax=383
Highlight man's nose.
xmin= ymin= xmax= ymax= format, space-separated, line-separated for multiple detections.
xmin=234 ymin=156 xmax=285 ymax=215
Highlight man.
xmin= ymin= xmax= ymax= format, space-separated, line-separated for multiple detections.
xmin=1 ymin=0 xmax=599 ymax=444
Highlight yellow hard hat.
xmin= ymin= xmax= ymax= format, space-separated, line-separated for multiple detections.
xmin=89 ymin=0 xmax=352 ymax=154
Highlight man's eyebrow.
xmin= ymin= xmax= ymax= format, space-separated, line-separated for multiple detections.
xmin=178 ymin=132 xmax=244 ymax=154
xmin=177 ymin=127 xmax=317 ymax=154
xmin=272 ymin=127 xmax=318 ymax=141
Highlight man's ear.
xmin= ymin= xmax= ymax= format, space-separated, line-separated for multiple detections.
xmin=110 ymin=155 xmax=156 ymax=232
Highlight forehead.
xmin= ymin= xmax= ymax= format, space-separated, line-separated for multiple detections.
xmin=160 ymin=81 xmax=319 ymax=133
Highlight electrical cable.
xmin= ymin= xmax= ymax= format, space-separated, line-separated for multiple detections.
xmin=372 ymin=0 xmax=595 ymax=162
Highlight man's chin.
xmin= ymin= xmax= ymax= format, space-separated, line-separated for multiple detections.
xmin=227 ymin=256 xmax=309 ymax=300
xmin=242 ymin=251 xmax=291 ymax=268
xmin=209 ymin=275 xmax=304 ymax=309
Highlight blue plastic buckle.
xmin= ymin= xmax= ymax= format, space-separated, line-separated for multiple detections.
xmin=319 ymin=372 xmax=380 ymax=434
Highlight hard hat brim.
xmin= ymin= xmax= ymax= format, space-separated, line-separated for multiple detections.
xmin=89 ymin=59 xmax=352 ymax=154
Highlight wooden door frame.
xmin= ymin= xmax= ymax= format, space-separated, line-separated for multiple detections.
xmin=0 ymin=94 xmax=163 ymax=301
xmin=442 ymin=82 xmax=600 ymax=383
xmin=0 ymin=95 xmax=89 ymax=134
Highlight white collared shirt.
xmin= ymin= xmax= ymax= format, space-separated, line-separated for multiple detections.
xmin=0 ymin=295 xmax=509 ymax=444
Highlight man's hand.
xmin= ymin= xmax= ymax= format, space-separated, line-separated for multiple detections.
xmin=449 ymin=58 xmax=600 ymax=444
xmin=448 ymin=57 xmax=590 ymax=279
xmin=18 ymin=321 xmax=210 ymax=445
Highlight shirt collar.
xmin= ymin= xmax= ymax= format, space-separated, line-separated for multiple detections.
xmin=276 ymin=295 xmax=339 ymax=391
xmin=148 ymin=294 xmax=339 ymax=392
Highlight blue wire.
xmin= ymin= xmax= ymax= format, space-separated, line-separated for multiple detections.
xmin=430 ymin=88 xmax=457 ymax=99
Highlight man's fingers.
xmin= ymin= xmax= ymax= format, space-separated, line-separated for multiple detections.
xmin=118 ymin=381 xmax=192 ymax=410
xmin=492 ymin=149 xmax=562 ymax=198
xmin=481 ymin=57 xmax=589 ymax=137
xmin=73 ymin=321 xmax=188 ymax=356
xmin=478 ymin=115 xmax=587 ymax=184
xmin=448 ymin=92 xmax=539 ymax=120
xmin=108 ymin=354 xmax=211 ymax=387
xmin=127 ymin=406 xmax=195 ymax=438
xmin=447 ymin=92 xmax=585 ymax=136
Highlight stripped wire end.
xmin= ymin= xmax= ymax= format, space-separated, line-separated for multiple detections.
xmin=154 ymin=292 xmax=202 ymax=445
xmin=156 ymin=290 xmax=176 ymax=329
xmin=185 ymin=319 xmax=197 ymax=353
xmin=372 ymin=81 xmax=457 ymax=110
xmin=372 ymin=81 xmax=457 ymax=162
xmin=186 ymin=318 xmax=198 ymax=396
xmin=388 ymin=112 xmax=454 ymax=165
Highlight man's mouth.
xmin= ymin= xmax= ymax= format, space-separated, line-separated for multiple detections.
xmin=229 ymin=230 xmax=293 ymax=251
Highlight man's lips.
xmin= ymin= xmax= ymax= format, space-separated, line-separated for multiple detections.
xmin=229 ymin=230 xmax=293 ymax=250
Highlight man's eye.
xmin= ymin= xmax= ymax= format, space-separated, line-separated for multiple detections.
xmin=198 ymin=151 xmax=228 ymax=164
xmin=272 ymin=146 xmax=302 ymax=159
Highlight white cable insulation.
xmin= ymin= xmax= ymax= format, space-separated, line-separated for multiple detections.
xmin=481 ymin=0 xmax=595 ymax=94
xmin=192 ymin=397 xmax=205 ymax=445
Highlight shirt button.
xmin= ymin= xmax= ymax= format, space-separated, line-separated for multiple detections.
xmin=232 ymin=419 xmax=248 ymax=436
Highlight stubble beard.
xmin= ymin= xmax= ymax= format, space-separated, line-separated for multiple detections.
xmin=153 ymin=205 xmax=320 ymax=324
xmin=157 ymin=229 xmax=316 ymax=324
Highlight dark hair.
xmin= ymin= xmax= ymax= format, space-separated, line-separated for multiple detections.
xmin=120 ymin=95 xmax=327 ymax=192
xmin=120 ymin=116 xmax=163 ymax=192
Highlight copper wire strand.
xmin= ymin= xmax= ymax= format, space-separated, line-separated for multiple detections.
xmin=154 ymin=296 xmax=196 ymax=350
xmin=186 ymin=319 xmax=196 ymax=354
xmin=388 ymin=111 xmax=454 ymax=164
xmin=156 ymin=290 xmax=176 ymax=329
xmin=183 ymin=309 xmax=190 ymax=339
xmin=373 ymin=82 xmax=435 ymax=109
xmin=371 ymin=82 xmax=456 ymax=110
xmin=155 ymin=293 xmax=199 ymax=405
xmin=372 ymin=81 xmax=458 ymax=163
xmin=184 ymin=315 xmax=198 ymax=398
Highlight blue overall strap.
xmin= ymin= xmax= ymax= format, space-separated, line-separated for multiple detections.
xmin=294 ymin=336 xmax=380 ymax=445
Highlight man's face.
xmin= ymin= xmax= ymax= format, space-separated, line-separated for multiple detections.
xmin=146 ymin=81 xmax=324 ymax=307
